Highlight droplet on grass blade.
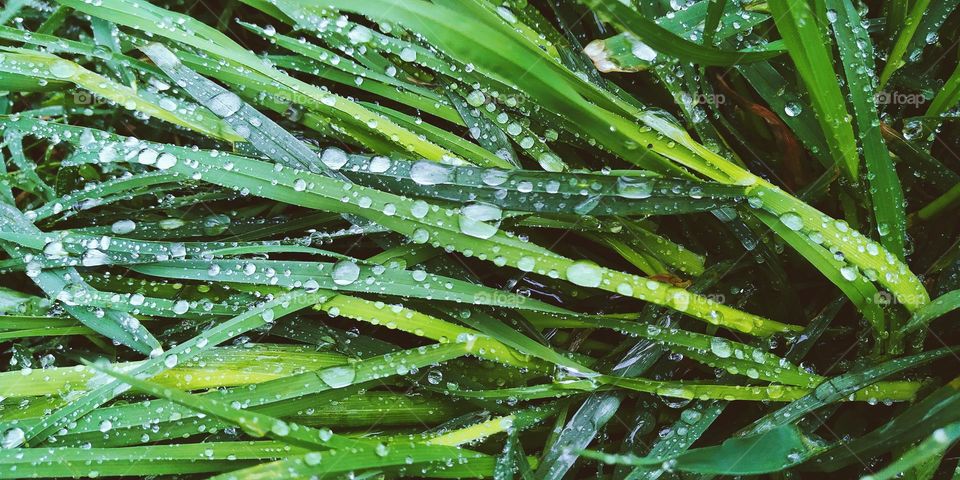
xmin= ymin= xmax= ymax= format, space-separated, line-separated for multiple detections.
xmin=331 ymin=260 xmax=360 ymax=286
xmin=566 ymin=260 xmax=603 ymax=288
xmin=318 ymin=365 xmax=357 ymax=388
xmin=207 ymin=91 xmax=243 ymax=117
xmin=779 ymin=212 xmax=804 ymax=231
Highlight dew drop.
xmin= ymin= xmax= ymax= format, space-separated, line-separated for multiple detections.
xmin=320 ymin=148 xmax=349 ymax=170
xmin=318 ymin=365 xmax=357 ymax=388
xmin=207 ymin=91 xmax=243 ymax=117
xmin=566 ymin=260 xmax=603 ymax=288
xmin=331 ymin=260 xmax=361 ymax=286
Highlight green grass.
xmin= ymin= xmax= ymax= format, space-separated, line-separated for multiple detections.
xmin=0 ymin=0 xmax=958 ymax=478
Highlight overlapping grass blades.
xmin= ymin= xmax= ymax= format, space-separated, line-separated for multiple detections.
xmin=0 ymin=0 xmax=958 ymax=478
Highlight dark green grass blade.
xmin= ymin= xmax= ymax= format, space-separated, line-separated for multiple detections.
xmin=579 ymin=0 xmax=783 ymax=65
xmin=767 ymin=0 xmax=860 ymax=181
xmin=828 ymin=0 xmax=907 ymax=259
xmin=583 ymin=425 xmax=823 ymax=474
xmin=901 ymin=289 xmax=960 ymax=334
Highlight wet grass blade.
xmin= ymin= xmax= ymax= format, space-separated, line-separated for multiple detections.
xmin=828 ymin=0 xmax=907 ymax=259
xmin=767 ymin=0 xmax=860 ymax=181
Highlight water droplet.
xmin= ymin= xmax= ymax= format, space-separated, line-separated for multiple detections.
xmin=481 ymin=169 xmax=509 ymax=186
xmin=1 ymin=428 xmax=24 ymax=448
xmin=784 ymin=102 xmax=802 ymax=117
xmin=566 ymin=260 xmax=603 ymax=288
xmin=348 ymin=25 xmax=372 ymax=43
xmin=631 ymin=40 xmax=657 ymax=61
xmin=320 ymin=148 xmax=348 ymax=170
xmin=164 ymin=354 xmax=178 ymax=368
xmin=305 ymin=451 xmax=323 ymax=465
xmin=466 ymin=90 xmax=486 ymax=107
xmin=49 ymin=60 xmax=77 ymax=79
xmin=517 ymin=256 xmax=536 ymax=272
xmin=617 ymin=177 xmax=653 ymax=199
xmin=779 ymin=212 xmax=804 ymax=231
xmin=458 ymin=203 xmax=502 ymax=239
xmin=680 ymin=409 xmax=702 ymax=424
xmin=399 ymin=47 xmax=417 ymax=62
xmin=410 ymin=200 xmax=430 ymax=219
xmin=410 ymin=161 xmax=450 ymax=185
xmin=710 ymin=337 xmax=732 ymax=358
xmin=111 ymin=219 xmax=136 ymax=234
xmin=840 ymin=266 xmax=858 ymax=281
xmin=318 ymin=365 xmax=357 ymax=388
xmin=155 ymin=153 xmax=177 ymax=170
xmin=207 ymin=91 xmax=243 ymax=117
xmin=172 ymin=300 xmax=189 ymax=315
xmin=411 ymin=228 xmax=430 ymax=244
xmin=82 ymin=249 xmax=109 ymax=267
xmin=369 ymin=156 xmax=391 ymax=173
xmin=270 ymin=420 xmax=290 ymax=436
xmin=331 ymin=260 xmax=360 ymax=286
xmin=137 ymin=148 xmax=160 ymax=165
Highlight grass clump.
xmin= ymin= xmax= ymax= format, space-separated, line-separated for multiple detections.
xmin=0 ymin=0 xmax=959 ymax=478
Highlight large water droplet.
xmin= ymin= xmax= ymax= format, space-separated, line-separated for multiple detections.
xmin=320 ymin=148 xmax=348 ymax=170
xmin=155 ymin=153 xmax=177 ymax=170
xmin=331 ymin=260 xmax=360 ymax=286
xmin=617 ymin=177 xmax=653 ymax=199
xmin=566 ymin=260 xmax=603 ymax=288
xmin=466 ymin=90 xmax=486 ymax=107
xmin=82 ymin=249 xmax=109 ymax=267
xmin=410 ymin=161 xmax=450 ymax=185
xmin=784 ymin=102 xmax=802 ymax=117
xmin=318 ymin=365 xmax=357 ymax=388
xmin=207 ymin=92 xmax=243 ymax=117
xmin=710 ymin=337 xmax=732 ymax=358
xmin=458 ymin=203 xmax=502 ymax=239
xmin=481 ymin=169 xmax=509 ymax=186
xmin=779 ymin=212 xmax=804 ymax=231
xmin=49 ymin=60 xmax=77 ymax=79
xmin=2 ymin=428 xmax=24 ymax=448
xmin=270 ymin=420 xmax=290 ymax=436
xmin=111 ymin=219 xmax=136 ymax=234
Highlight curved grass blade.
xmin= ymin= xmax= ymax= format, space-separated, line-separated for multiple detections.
xmin=739 ymin=346 xmax=958 ymax=437
xmin=0 ymin=49 xmax=240 ymax=142
xmin=5 ymin=290 xmax=323 ymax=447
xmin=828 ymin=0 xmax=907 ymax=259
xmin=767 ymin=0 xmax=860 ymax=181
xmin=583 ymin=425 xmax=823 ymax=475
xmin=900 ymin=289 xmax=960 ymax=334
xmin=87 ymin=361 xmax=489 ymax=473
xmin=56 ymin=0 xmax=460 ymax=164
xmin=927 ymin=61 xmax=960 ymax=117
xmin=579 ymin=0 xmax=783 ymax=66
xmin=0 ymin=441 xmax=304 ymax=478
xmin=878 ymin=0 xmax=934 ymax=88
xmin=0 ymin=203 xmax=161 ymax=355
xmin=11 ymin=116 xmax=792 ymax=337
xmin=862 ymin=422 xmax=960 ymax=480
